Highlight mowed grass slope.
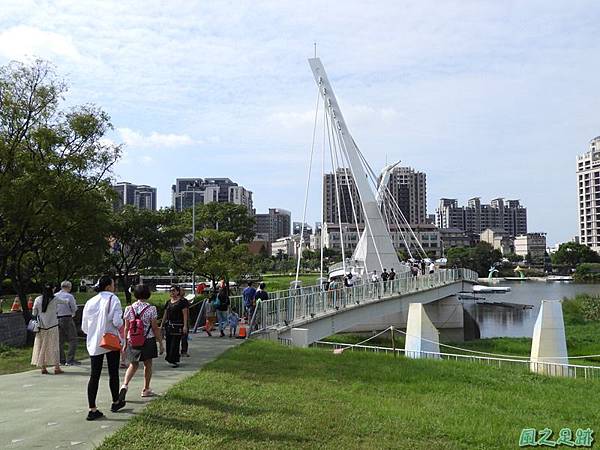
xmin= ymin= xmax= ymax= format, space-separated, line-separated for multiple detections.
xmin=99 ymin=340 xmax=600 ymax=450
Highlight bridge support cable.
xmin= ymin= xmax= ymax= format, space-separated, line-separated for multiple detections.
xmin=326 ymin=107 xmax=369 ymax=276
xmin=325 ymin=111 xmax=347 ymax=274
xmin=295 ymin=88 xmax=321 ymax=284
xmin=354 ymin=147 xmax=428 ymax=259
xmin=319 ymin=97 xmax=326 ymax=286
xmin=332 ymin=119 xmax=384 ymax=272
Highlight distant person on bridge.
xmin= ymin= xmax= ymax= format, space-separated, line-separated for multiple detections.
xmin=429 ymin=262 xmax=435 ymax=274
xmin=421 ymin=260 xmax=426 ymax=275
xmin=371 ymin=270 xmax=379 ymax=283
xmin=242 ymin=281 xmax=256 ymax=321
xmin=389 ymin=268 xmax=396 ymax=281
xmin=381 ymin=269 xmax=389 ymax=292
xmin=344 ymin=273 xmax=354 ymax=288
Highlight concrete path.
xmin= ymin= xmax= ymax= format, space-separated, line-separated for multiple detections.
xmin=0 ymin=335 xmax=242 ymax=449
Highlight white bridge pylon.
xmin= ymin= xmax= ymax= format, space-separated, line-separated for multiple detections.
xmin=404 ymin=303 xmax=441 ymax=359
xmin=308 ymin=58 xmax=402 ymax=277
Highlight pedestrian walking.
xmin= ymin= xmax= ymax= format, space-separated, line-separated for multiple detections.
xmin=119 ymin=284 xmax=164 ymax=401
xmin=215 ymin=286 xmax=230 ymax=337
xmin=228 ymin=307 xmax=240 ymax=338
xmin=381 ymin=268 xmax=389 ymax=292
xmin=389 ymin=268 xmax=396 ymax=281
xmin=31 ymin=284 xmax=70 ymax=375
xmin=55 ymin=280 xmax=79 ymax=366
xmin=421 ymin=260 xmax=426 ymax=275
xmin=429 ymin=261 xmax=435 ymax=274
xmin=371 ymin=270 xmax=379 ymax=283
xmin=253 ymin=283 xmax=268 ymax=328
xmin=242 ymin=281 xmax=256 ymax=321
xmin=81 ymin=275 xmax=124 ymax=421
xmin=178 ymin=287 xmax=190 ymax=358
xmin=161 ymin=285 xmax=189 ymax=368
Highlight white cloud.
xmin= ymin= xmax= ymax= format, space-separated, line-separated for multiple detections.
xmin=0 ymin=25 xmax=80 ymax=61
xmin=117 ymin=128 xmax=198 ymax=148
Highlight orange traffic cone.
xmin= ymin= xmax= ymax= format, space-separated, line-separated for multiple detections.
xmin=11 ymin=296 xmax=21 ymax=312
xmin=27 ymin=296 xmax=33 ymax=310
xmin=238 ymin=319 xmax=247 ymax=339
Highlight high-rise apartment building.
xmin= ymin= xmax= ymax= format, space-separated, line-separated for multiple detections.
xmin=384 ymin=166 xmax=427 ymax=225
xmin=577 ymin=136 xmax=600 ymax=252
xmin=171 ymin=178 xmax=253 ymax=213
xmin=323 ymin=166 xmax=427 ymax=226
xmin=112 ymin=182 xmax=157 ymax=211
xmin=436 ymin=197 xmax=526 ymax=236
xmin=255 ymin=208 xmax=291 ymax=242
xmin=323 ymin=169 xmax=363 ymax=224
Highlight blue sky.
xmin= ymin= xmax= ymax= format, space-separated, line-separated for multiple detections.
xmin=2 ymin=1 xmax=600 ymax=245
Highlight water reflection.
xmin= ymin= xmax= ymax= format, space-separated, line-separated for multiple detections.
xmin=462 ymin=281 xmax=600 ymax=339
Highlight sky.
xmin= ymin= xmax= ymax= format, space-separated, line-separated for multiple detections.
xmin=1 ymin=1 xmax=600 ymax=246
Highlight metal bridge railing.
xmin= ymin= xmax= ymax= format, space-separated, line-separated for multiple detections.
xmin=236 ymin=268 xmax=477 ymax=334
xmin=313 ymin=341 xmax=600 ymax=380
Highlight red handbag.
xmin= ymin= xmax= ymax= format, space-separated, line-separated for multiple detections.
xmin=100 ymin=295 xmax=121 ymax=351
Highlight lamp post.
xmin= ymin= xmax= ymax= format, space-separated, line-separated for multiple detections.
xmin=191 ymin=181 xmax=201 ymax=292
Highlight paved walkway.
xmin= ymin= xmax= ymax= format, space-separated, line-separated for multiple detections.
xmin=0 ymin=335 xmax=242 ymax=449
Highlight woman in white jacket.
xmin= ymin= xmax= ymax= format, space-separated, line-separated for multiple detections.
xmin=81 ymin=275 xmax=124 ymax=421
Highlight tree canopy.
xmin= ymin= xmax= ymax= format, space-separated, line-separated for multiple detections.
xmin=0 ymin=60 xmax=120 ymax=305
xmin=551 ymin=242 xmax=600 ymax=267
xmin=446 ymin=242 xmax=502 ymax=276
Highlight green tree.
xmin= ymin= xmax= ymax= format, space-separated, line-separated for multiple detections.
xmin=105 ymin=207 xmax=181 ymax=303
xmin=446 ymin=242 xmax=502 ymax=276
xmin=191 ymin=229 xmax=252 ymax=289
xmin=551 ymin=242 xmax=600 ymax=267
xmin=0 ymin=60 xmax=120 ymax=307
xmin=189 ymin=202 xmax=255 ymax=243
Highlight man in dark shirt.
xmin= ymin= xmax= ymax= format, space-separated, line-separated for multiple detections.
xmin=381 ymin=268 xmax=389 ymax=292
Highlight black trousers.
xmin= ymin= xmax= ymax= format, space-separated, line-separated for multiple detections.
xmin=181 ymin=332 xmax=188 ymax=353
xmin=165 ymin=332 xmax=182 ymax=364
xmin=87 ymin=350 xmax=120 ymax=409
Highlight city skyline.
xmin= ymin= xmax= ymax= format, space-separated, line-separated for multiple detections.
xmin=2 ymin=1 xmax=600 ymax=246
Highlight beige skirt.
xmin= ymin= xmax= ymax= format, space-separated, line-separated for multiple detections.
xmin=31 ymin=326 xmax=60 ymax=367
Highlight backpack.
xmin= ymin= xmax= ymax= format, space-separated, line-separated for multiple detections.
xmin=129 ymin=304 xmax=151 ymax=349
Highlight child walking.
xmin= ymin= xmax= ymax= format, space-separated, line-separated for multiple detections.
xmin=228 ymin=307 xmax=240 ymax=338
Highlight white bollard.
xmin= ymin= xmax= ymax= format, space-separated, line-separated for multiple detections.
xmin=404 ymin=303 xmax=440 ymax=359
xmin=291 ymin=328 xmax=310 ymax=348
xmin=530 ymin=300 xmax=569 ymax=377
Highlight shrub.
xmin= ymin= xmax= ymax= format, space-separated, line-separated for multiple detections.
xmin=580 ymin=295 xmax=600 ymax=322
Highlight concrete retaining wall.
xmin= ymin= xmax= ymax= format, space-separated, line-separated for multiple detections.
xmin=0 ymin=313 xmax=27 ymax=347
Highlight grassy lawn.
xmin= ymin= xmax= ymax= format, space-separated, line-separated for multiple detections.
xmin=99 ymin=339 xmax=600 ymax=450
xmin=0 ymin=340 xmax=88 ymax=375
xmin=259 ymin=273 xmax=320 ymax=292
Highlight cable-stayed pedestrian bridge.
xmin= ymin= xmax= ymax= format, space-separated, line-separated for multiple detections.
xmin=239 ymin=269 xmax=478 ymax=346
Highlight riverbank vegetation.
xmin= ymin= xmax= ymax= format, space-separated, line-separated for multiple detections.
xmin=99 ymin=339 xmax=600 ymax=450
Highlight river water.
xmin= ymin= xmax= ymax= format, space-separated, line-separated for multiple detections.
xmin=463 ymin=280 xmax=600 ymax=338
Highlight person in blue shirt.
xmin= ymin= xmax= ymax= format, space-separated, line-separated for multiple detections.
xmin=242 ymin=281 xmax=256 ymax=321
xmin=228 ymin=307 xmax=240 ymax=338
